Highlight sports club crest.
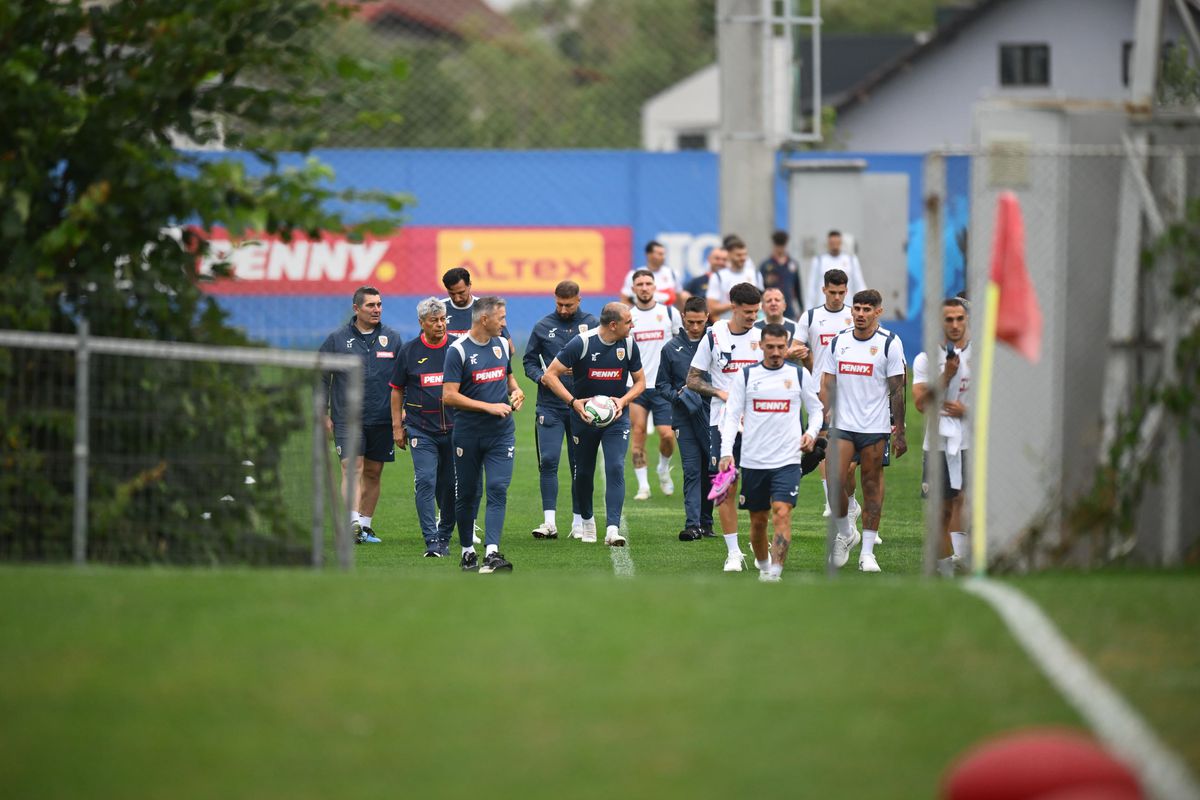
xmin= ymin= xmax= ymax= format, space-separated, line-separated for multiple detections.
xmin=538 ymin=414 xmax=545 ymax=425
xmin=456 ymin=447 xmax=464 ymax=457
xmin=656 ymin=313 xmax=663 ymax=322
xmin=411 ymin=438 xmax=418 ymax=448
xmin=378 ymin=335 xmax=389 ymax=348
xmin=870 ymin=346 xmax=879 ymax=356
xmin=784 ymin=379 xmax=793 ymax=389
xmin=579 ymin=324 xmax=589 ymax=333
xmin=750 ymin=341 xmax=760 ymax=350
xmin=492 ymin=345 xmax=503 ymax=359
xmin=844 ymin=317 xmax=852 ymax=326
xmin=616 ymin=347 xmax=626 ymax=360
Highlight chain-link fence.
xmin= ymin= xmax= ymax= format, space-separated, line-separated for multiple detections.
xmin=313 ymin=0 xmax=716 ymax=149
xmin=918 ymin=144 xmax=1200 ymax=573
xmin=0 ymin=330 xmax=362 ymax=567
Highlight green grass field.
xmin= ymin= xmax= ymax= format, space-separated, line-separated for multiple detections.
xmin=2 ymin=371 xmax=1197 ymax=798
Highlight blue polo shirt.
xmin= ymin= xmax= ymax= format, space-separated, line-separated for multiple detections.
xmin=443 ymin=297 xmax=512 ymax=342
xmin=553 ymin=329 xmax=642 ymax=400
xmin=389 ymin=333 xmax=453 ymax=435
xmin=443 ymin=334 xmax=514 ymax=436
xmin=523 ymin=308 xmax=600 ymax=411
xmin=318 ymin=318 xmax=403 ymax=426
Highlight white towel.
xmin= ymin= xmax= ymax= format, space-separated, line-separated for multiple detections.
xmin=939 ymin=414 xmax=964 ymax=490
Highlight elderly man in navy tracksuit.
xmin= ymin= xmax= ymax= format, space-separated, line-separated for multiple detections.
xmin=319 ymin=285 xmax=403 ymax=544
xmin=523 ymin=280 xmax=600 ymax=541
xmin=657 ymin=296 xmax=715 ymax=541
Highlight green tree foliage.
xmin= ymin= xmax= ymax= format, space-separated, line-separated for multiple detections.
xmin=0 ymin=0 xmax=406 ymax=563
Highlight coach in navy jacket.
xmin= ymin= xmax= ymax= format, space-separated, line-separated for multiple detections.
xmin=656 ymin=296 xmax=714 ymax=540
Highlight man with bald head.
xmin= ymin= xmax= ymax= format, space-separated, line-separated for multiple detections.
xmin=541 ymin=302 xmax=646 ymax=546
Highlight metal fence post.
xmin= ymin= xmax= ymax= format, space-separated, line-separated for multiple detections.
xmin=922 ymin=153 xmax=946 ymax=577
xmin=824 ymin=378 xmax=840 ymax=579
xmin=311 ymin=382 xmax=327 ymax=568
xmin=72 ymin=318 xmax=90 ymax=566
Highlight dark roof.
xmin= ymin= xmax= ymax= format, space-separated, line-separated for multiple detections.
xmin=796 ymin=33 xmax=921 ymax=113
xmin=355 ymin=0 xmax=516 ymax=41
xmin=835 ymin=0 xmax=1009 ymax=114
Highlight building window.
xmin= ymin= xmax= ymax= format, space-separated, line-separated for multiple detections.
xmin=999 ymin=44 xmax=1050 ymax=87
xmin=676 ymin=132 xmax=709 ymax=151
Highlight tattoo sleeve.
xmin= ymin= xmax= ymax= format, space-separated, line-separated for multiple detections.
xmin=687 ymin=366 xmax=721 ymax=399
xmin=888 ymin=373 xmax=906 ymax=430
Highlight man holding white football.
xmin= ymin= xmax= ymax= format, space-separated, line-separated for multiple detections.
xmin=541 ymin=303 xmax=646 ymax=547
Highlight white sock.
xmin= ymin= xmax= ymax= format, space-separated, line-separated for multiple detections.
xmin=635 ymin=466 xmax=649 ymax=489
xmin=486 ymin=543 xmax=498 ymax=556
xmin=821 ymin=480 xmax=829 ymax=504
xmin=723 ymin=532 xmax=740 ymax=554
xmin=657 ymin=458 xmax=671 ymax=476
xmin=951 ymin=531 xmax=968 ymax=559
xmin=862 ymin=529 xmax=878 ymax=557
xmin=543 ymin=510 xmax=556 ymax=527
xmin=462 ymin=546 xmax=475 ymax=556
xmin=350 ymin=511 xmax=360 ymax=525
xmin=359 ymin=514 xmax=372 ymax=530
xmin=755 ymin=556 xmax=770 ymax=571
xmin=848 ymin=496 xmax=860 ymax=515
xmin=573 ymin=513 xmax=583 ymax=529
xmin=769 ymin=562 xmax=783 ymax=577
xmin=607 ymin=525 xmax=621 ymax=539
xmin=836 ymin=516 xmax=852 ymax=538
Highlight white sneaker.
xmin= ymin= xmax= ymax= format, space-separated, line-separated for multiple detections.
xmin=822 ymin=502 xmax=831 ymax=518
xmin=858 ymin=552 xmax=881 ymax=573
xmin=758 ymin=571 xmax=781 ymax=583
xmin=659 ymin=475 xmax=675 ymax=496
xmin=604 ymin=528 xmax=627 ymax=547
xmin=581 ymin=519 xmax=598 ymax=543
xmin=830 ymin=529 xmax=861 ymax=569
xmin=874 ymin=534 xmax=883 ymax=545
xmin=936 ymin=555 xmax=957 ymax=577
xmin=568 ymin=526 xmax=585 ymax=541
xmin=634 ymin=486 xmax=651 ymax=501
xmin=531 ymin=522 xmax=557 ymax=539
xmin=847 ymin=500 xmax=861 ymax=531
xmin=472 ymin=523 xmax=482 ymax=545
xmin=723 ymin=551 xmax=746 ymax=573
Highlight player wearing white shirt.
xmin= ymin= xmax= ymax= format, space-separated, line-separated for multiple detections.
xmin=719 ymin=324 xmax=823 ymax=582
xmin=628 ymin=269 xmax=683 ymax=499
xmin=805 ymin=231 xmax=866 ymax=315
xmin=687 ymin=282 xmax=764 ymax=572
xmin=819 ymin=289 xmax=907 ymax=574
xmin=707 ymin=236 xmax=763 ymax=321
xmin=620 ymin=240 xmax=681 ymax=308
xmin=912 ymin=297 xmax=972 ymax=574
xmin=795 ymin=268 xmax=856 ymax=518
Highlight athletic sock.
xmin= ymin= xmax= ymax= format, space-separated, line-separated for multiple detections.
xmin=462 ymin=546 xmax=475 ymax=556
xmin=543 ymin=510 xmax=556 ymax=527
xmin=634 ymin=466 xmax=649 ymax=489
xmin=862 ymin=529 xmax=878 ymax=557
xmin=835 ymin=516 xmax=852 ymax=539
xmin=572 ymin=513 xmax=583 ymax=529
xmin=755 ymin=557 xmax=770 ymax=571
xmin=350 ymin=510 xmax=360 ymax=525
xmin=769 ymin=562 xmax=783 ymax=577
xmin=723 ymin=532 xmax=740 ymax=554
xmin=821 ymin=479 xmax=829 ymax=502
xmin=359 ymin=514 xmax=373 ymax=530
xmin=657 ymin=459 xmax=671 ymax=476
xmin=950 ymin=531 xmax=968 ymax=559
xmin=847 ymin=496 xmax=860 ymax=515
xmin=485 ymin=544 xmax=498 ymax=556
xmin=606 ymin=525 xmax=620 ymax=539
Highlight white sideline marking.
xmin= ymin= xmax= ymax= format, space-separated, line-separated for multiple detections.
xmin=609 ymin=515 xmax=635 ymax=578
xmin=963 ymin=578 xmax=1200 ymax=800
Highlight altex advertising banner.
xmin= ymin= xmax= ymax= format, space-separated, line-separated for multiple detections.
xmin=198 ymin=226 xmax=632 ymax=296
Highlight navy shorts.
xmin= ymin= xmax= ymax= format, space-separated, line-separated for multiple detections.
xmin=739 ymin=464 xmax=802 ymax=511
xmin=633 ymin=386 xmax=674 ymax=426
xmin=922 ymin=450 xmax=968 ymax=499
xmin=333 ymin=423 xmax=396 ymax=463
xmin=709 ymin=425 xmax=741 ymax=472
xmin=831 ymin=430 xmax=889 ymax=453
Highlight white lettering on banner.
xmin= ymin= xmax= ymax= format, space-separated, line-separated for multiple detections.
xmin=472 ymin=367 xmax=506 ymax=383
xmin=420 ymin=373 xmax=444 ymax=386
xmin=658 ymin=232 xmax=723 ymax=278
xmin=588 ymin=368 xmax=622 ymax=380
xmin=721 ymin=359 xmax=760 ymax=374
xmin=267 ymin=241 xmax=308 ymax=281
xmin=753 ymin=399 xmax=791 ymax=413
xmin=351 ymin=241 xmax=389 ymax=281
xmin=820 ymin=333 xmax=836 ymax=346
xmin=634 ymin=330 xmax=664 ymax=342
xmin=308 ymin=241 xmax=349 ymax=281
xmin=839 ymin=361 xmax=874 ymax=376
xmin=201 ymin=238 xmax=390 ymax=283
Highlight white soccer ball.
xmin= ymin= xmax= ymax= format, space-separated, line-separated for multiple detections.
xmin=583 ymin=395 xmax=619 ymax=428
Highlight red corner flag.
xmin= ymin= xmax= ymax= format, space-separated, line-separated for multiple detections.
xmin=988 ymin=192 xmax=1043 ymax=362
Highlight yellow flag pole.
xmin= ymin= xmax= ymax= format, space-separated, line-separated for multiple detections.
xmin=971 ymin=281 xmax=1001 ymax=576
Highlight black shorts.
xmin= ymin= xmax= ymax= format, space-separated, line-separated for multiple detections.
xmin=333 ymin=423 xmax=396 ymax=463
xmin=922 ymin=450 xmax=968 ymax=499
xmin=738 ymin=465 xmax=801 ymax=511
xmin=633 ymin=386 xmax=674 ymax=425
xmin=831 ymin=430 xmax=889 ymax=452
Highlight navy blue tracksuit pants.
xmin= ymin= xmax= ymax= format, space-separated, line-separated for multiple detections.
xmin=406 ymin=426 xmax=456 ymax=547
xmin=674 ymin=416 xmax=714 ymax=531
xmin=570 ymin=415 xmax=630 ymax=526
xmin=534 ymin=405 xmax=580 ymax=515
xmin=452 ymin=429 xmax=515 ymax=548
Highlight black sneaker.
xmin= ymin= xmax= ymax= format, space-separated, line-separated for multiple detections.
xmin=478 ymin=552 xmax=513 ymax=574
xmin=437 ymin=540 xmax=451 ymax=557
xmin=700 ymin=526 xmax=718 ymax=538
xmin=359 ymin=526 xmax=382 ymax=543
xmin=460 ymin=551 xmax=479 ymax=572
xmin=423 ymin=547 xmax=443 ymax=558
xmin=678 ymin=526 xmax=703 ymax=541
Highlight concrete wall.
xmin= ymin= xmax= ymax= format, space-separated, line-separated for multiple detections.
xmin=839 ymin=0 xmax=1178 ymax=151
